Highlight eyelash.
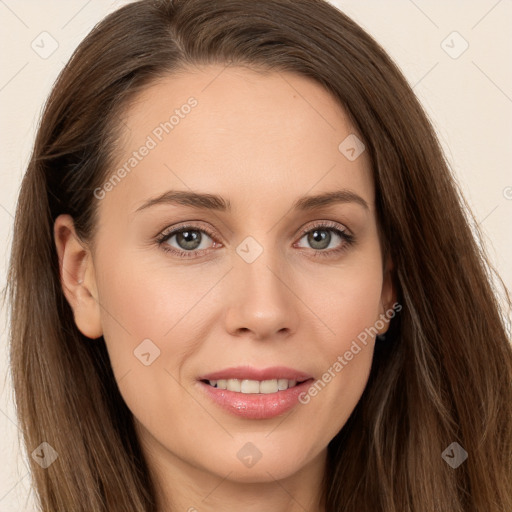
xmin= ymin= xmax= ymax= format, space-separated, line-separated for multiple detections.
xmin=155 ymin=221 xmax=356 ymax=260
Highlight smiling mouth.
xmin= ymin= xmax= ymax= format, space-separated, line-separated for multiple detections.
xmin=201 ymin=378 xmax=309 ymax=394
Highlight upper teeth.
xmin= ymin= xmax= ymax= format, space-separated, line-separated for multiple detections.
xmin=207 ymin=378 xmax=298 ymax=393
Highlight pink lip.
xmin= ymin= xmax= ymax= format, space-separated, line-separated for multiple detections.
xmin=198 ymin=365 xmax=313 ymax=382
xmin=197 ymin=365 xmax=315 ymax=420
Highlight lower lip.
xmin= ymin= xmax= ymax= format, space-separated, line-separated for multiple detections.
xmin=197 ymin=379 xmax=314 ymax=419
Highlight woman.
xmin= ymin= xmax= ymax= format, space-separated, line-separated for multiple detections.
xmin=6 ymin=0 xmax=511 ymax=510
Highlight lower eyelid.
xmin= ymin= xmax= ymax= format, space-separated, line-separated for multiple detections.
xmin=157 ymin=224 xmax=353 ymax=256
xmin=295 ymin=227 xmax=352 ymax=250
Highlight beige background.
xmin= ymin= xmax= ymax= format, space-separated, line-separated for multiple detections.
xmin=1 ymin=1 xmax=511 ymax=509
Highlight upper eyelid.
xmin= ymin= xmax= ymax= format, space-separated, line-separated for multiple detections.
xmin=157 ymin=222 xmax=354 ymax=261
xmin=159 ymin=220 xmax=350 ymax=246
xmin=159 ymin=222 xmax=216 ymax=240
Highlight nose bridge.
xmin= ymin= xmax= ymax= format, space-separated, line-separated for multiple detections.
xmin=224 ymin=234 xmax=299 ymax=338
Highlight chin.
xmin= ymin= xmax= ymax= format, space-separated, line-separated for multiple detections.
xmin=200 ymin=436 xmax=322 ymax=483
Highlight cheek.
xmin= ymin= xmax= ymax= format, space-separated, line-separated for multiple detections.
xmin=95 ymin=266 xmax=192 ymax=434
xmin=295 ymin=250 xmax=384 ymax=438
xmin=96 ymin=245 xmax=218 ymax=345
xmin=309 ymin=249 xmax=384 ymax=350
xmin=93 ymin=247 xmax=230 ymax=421
xmin=94 ymin=228 xmax=384 ymax=433
xmin=329 ymin=268 xmax=383 ymax=341
xmin=96 ymin=231 xmax=384 ymax=374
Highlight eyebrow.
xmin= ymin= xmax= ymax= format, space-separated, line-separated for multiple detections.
xmin=134 ymin=188 xmax=369 ymax=213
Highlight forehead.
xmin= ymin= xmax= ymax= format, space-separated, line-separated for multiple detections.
xmin=104 ymin=64 xmax=374 ymax=218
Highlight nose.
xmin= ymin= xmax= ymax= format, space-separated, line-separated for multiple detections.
xmin=223 ymin=251 xmax=300 ymax=341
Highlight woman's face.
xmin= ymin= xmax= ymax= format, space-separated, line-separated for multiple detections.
xmin=57 ymin=65 xmax=394 ymax=487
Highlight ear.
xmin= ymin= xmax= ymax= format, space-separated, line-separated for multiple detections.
xmin=53 ymin=214 xmax=103 ymax=339
xmin=376 ymin=252 xmax=397 ymax=336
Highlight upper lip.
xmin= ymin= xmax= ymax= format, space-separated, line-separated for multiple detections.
xmin=198 ymin=365 xmax=313 ymax=382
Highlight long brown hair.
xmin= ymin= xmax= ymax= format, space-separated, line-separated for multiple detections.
xmin=6 ymin=0 xmax=511 ymax=510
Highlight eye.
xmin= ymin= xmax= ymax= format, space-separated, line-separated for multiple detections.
xmin=294 ymin=221 xmax=355 ymax=257
xmin=156 ymin=224 xmax=219 ymax=259
xmin=156 ymin=220 xmax=355 ymax=259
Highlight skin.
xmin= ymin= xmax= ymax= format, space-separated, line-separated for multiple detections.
xmin=54 ymin=64 xmax=395 ymax=512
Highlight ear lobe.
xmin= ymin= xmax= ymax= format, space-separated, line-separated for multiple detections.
xmin=53 ymin=214 xmax=103 ymax=340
